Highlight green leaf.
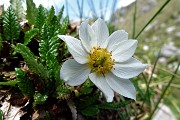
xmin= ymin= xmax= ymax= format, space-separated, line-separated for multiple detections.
xmin=59 ymin=16 xmax=69 ymax=35
xmin=57 ymin=6 xmax=64 ymax=22
xmin=46 ymin=52 xmax=59 ymax=77
xmin=77 ymin=93 xmax=99 ymax=110
xmin=33 ymin=92 xmax=48 ymax=105
xmin=47 ymin=6 xmax=55 ymax=25
xmin=15 ymin=68 xmax=34 ymax=97
xmin=10 ymin=0 xmax=25 ymax=19
xmin=98 ymin=100 xmax=133 ymax=110
xmin=24 ymin=28 xmax=39 ymax=45
xmin=26 ymin=0 xmax=37 ymax=25
xmin=35 ymin=5 xmax=47 ymax=30
xmin=79 ymin=80 xmax=93 ymax=95
xmin=81 ymin=105 xmax=99 ymax=116
xmin=13 ymin=43 xmax=49 ymax=79
xmin=39 ymin=28 xmax=59 ymax=64
xmin=2 ymin=6 xmax=20 ymax=42
xmin=0 ymin=109 xmax=2 ymax=120
xmin=0 ymin=80 xmax=17 ymax=86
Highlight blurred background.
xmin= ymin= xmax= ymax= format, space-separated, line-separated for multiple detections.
xmin=1 ymin=0 xmax=180 ymax=119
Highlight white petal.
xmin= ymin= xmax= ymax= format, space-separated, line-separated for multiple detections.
xmin=91 ymin=18 xmax=109 ymax=47
xmin=107 ymin=30 xmax=128 ymax=52
xmin=79 ymin=20 xmax=97 ymax=52
xmin=105 ymin=72 xmax=136 ymax=100
xmin=112 ymin=40 xmax=138 ymax=62
xmin=58 ymin=35 xmax=88 ymax=64
xmin=112 ymin=57 xmax=147 ymax=79
xmin=89 ymin=73 xmax=114 ymax=102
xmin=60 ymin=59 xmax=90 ymax=86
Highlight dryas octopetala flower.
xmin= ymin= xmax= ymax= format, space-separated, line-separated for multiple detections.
xmin=58 ymin=18 xmax=147 ymax=102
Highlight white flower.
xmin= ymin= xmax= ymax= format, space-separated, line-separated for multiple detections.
xmin=58 ymin=18 xmax=147 ymax=102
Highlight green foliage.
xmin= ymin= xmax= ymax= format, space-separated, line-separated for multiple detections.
xmin=10 ymin=0 xmax=25 ymax=19
xmin=35 ymin=5 xmax=47 ymax=30
xmin=26 ymin=0 xmax=37 ymax=25
xmin=81 ymin=105 xmax=99 ymax=116
xmin=57 ymin=6 xmax=64 ymax=22
xmin=56 ymin=82 xmax=71 ymax=100
xmin=77 ymin=93 xmax=99 ymax=109
xmin=98 ymin=100 xmax=133 ymax=110
xmin=0 ymin=80 xmax=17 ymax=86
xmin=46 ymin=52 xmax=59 ymax=78
xmin=2 ymin=6 xmax=20 ymax=42
xmin=15 ymin=68 xmax=34 ymax=97
xmin=0 ymin=109 xmax=2 ymax=120
xmin=59 ymin=16 xmax=69 ymax=35
xmin=13 ymin=43 xmax=49 ymax=79
xmin=24 ymin=28 xmax=39 ymax=45
xmin=47 ymin=6 xmax=55 ymax=25
xmin=79 ymin=80 xmax=93 ymax=95
xmin=33 ymin=92 xmax=48 ymax=105
xmin=39 ymin=25 xmax=59 ymax=64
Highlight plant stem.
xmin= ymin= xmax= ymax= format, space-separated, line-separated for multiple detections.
xmin=148 ymin=61 xmax=180 ymax=120
xmin=132 ymin=0 xmax=137 ymax=39
xmin=135 ymin=0 xmax=171 ymax=39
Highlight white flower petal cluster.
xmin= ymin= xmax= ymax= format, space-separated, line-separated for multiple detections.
xmin=58 ymin=18 xmax=146 ymax=102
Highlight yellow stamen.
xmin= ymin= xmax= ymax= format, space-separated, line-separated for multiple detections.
xmin=88 ymin=46 xmax=115 ymax=74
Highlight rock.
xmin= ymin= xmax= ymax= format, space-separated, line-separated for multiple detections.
xmin=166 ymin=26 xmax=176 ymax=34
xmin=140 ymin=0 xmax=157 ymax=14
xmin=161 ymin=43 xmax=179 ymax=58
xmin=175 ymin=32 xmax=180 ymax=38
xmin=153 ymin=103 xmax=176 ymax=120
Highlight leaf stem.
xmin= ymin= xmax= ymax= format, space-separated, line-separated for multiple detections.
xmin=135 ymin=0 xmax=171 ymax=39
xmin=148 ymin=61 xmax=180 ymax=120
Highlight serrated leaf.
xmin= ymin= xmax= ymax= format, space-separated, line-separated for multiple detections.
xmin=59 ymin=16 xmax=69 ymax=34
xmin=46 ymin=52 xmax=59 ymax=77
xmin=98 ymin=100 xmax=133 ymax=110
xmin=15 ymin=68 xmax=34 ymax=97
xmin=81 ymin=105 xmax=99 ymax=116
xmin=78 ymin=93 xmax=99 ymax=110
xmin=24 ymin=28 xmax=39 ymax=45
xmin=26 ymin=0 xmax=37 ymax=25
xmin=2 ymin=6 xmax=20 ymax=42
xmin=35 ymin=5 xmax=47 ymax=30
xmin=13 ymin=43 xmax=49 ymax=79
xmin=47 ymin=6 xmax=55 ymax=25
xmin=39 ymin=30 xmax=59 ymax=64
xmin=10 ymin=0 xmax=25 ymax=19
xmin=57 ymin=6 xmax=64 ymax=22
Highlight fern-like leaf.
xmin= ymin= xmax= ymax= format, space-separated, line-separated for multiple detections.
xmin=26 ymin=0 xmax=37 ymax=25
xmin=98 ymin=100 xmax=133 ymax=110
xmin=57 ymin=6 xmax=64 ymax=22
xmin=39 ymin=25 xmax=59 ymax=64
xmin=24 ymin=28 xmax=39 ymax=45
xmin=81 ymin=105 xmax=99 ymax=116
xmin=35 ymin=5 xmax=47 ymax=30
xmin=47 ymin=6 xmax=55 ymax=25
xmin=10 ymin=0 xmax=25 ymax=19
xmin=13 ymin=43 xmax=49 ymax=79
xmin=15 ymin=68 xmax=34 ymax=97
xmin=2 ymin=6 xmax=20 ymax=42
xmin=59 ymin=16 xmax=69 ymax=35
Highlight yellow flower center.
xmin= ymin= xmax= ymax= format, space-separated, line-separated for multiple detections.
xmin=88 ymin=47 xmax=115 ymax=74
